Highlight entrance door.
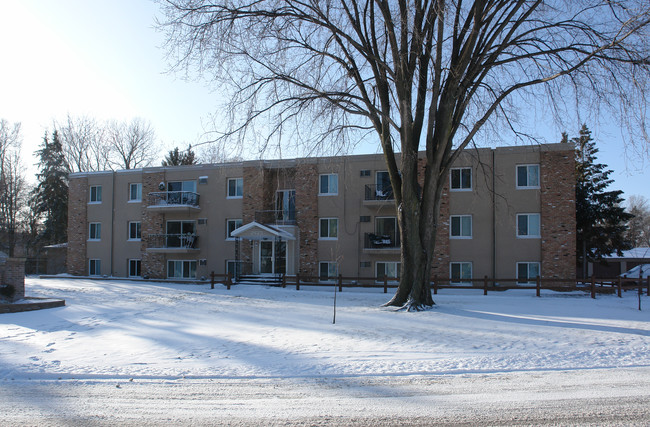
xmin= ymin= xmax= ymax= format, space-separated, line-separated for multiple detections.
xmin=259 ymin=240 xmax=287 ymax=274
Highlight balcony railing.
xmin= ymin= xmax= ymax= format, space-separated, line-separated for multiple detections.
xmin=147 ymin=233 xmax=198 ymax=251
xmin=147 ymin=191 xmax=200 ymax=208
xmin=255 ymin=210 xmax=297 ymax=225
xmin=364 ymin=184 xmax=394 ymax=201
xmin=364 ymin=232 xmax=400 ymax=249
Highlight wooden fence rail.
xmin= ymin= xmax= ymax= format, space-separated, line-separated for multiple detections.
xmin=209 ymin=271 xmax=650 ymax=299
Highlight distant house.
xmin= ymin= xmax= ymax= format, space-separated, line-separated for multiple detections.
xmin=66 ymin=143 xmax=575 ymax=284
xmin=590 ymin=247 xmax=650 ymax=278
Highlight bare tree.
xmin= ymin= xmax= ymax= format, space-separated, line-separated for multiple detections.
xmin=158 ymin=0 xmax=650 ymax=309
xmin=107 ymin=118 xmax=157 ymax=170
xmin=626 ymin=195 xmax=650 ymax=247
xmin=0 ymin=119 xmax=26 ymax=256
xmin=57 ymin=114 xmax=109 ymax=173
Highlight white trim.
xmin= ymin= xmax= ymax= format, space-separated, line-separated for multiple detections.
xmin=450 ymin=167 xmax=472 ymax=191
xmin=516 ymin=213 xmax=541 ymax=238
xmin=516 ymin=164 xmax=540 ymax=189
xmin=516 ymin=262 xmax=540 ymax=284
xmin=450 ymin=261 xmax=473 ymax=284
xmin=450 ymin=215 xmax=473 ymax=239
xmin=319 ymin=217 xmax=339 ymax=240
xmin=318 ymin=173 xmax=339 ymax=196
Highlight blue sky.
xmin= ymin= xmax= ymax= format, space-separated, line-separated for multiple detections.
xmin=0 ymin=0 xmax=648 ymax=202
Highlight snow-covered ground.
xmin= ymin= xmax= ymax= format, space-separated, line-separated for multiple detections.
xmin=1 ymin=277 xmax=649 ymax=425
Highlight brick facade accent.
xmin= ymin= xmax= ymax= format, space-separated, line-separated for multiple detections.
xmin=540 ymin=149 xmax=576 ymax=279
xmin=0 ymin=258 xmax=26 ymax=301
xmin=141 ymin=171 xmax=166 ymax=279
xmin=67 ymin=177 xmax=88 ymax=275
xmin=431 ymin=182 xmax=450 ymax=279
xmin=295 ymin=162 xmax=319 ymax=277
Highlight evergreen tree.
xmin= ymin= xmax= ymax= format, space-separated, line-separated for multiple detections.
xmin=162 ymin=146 xmax=197 ymax=166
xmin=32 ymin=131 xmax=69 ymax=245
xmin=573 ymin=125 xmax=632 ymax=278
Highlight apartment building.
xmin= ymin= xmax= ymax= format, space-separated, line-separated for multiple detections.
xmin=66 ymin=143 xmax=576 ymax=284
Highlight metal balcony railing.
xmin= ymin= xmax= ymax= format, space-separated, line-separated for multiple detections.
xmin=364 ymin=232 xmax=400 ymax=249
xmin=147 ymin=191 xmax=200 ymax=208
xmin=255 ymin=210 xmax=297 ymax=225
xmin=147 ymin=233 xmax=198 ymax=250
xmin=364 ymin=184 xmax=394 ymax=201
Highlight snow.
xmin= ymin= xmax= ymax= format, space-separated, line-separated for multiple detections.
xmin=1 ymin=277 xmax=649 ymax=424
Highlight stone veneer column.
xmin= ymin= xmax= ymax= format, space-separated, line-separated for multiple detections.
xmin=295 ymin=162 xmax=319 ymax=277
xmin=540 ymin=149 xmax=576 ymax=280
xmin=67 ymin=176 xmax=88 ymax=275
xmin=2 ymin=258 xmax=26 ymax=301
xmin=141 ymin=171 xmax=166 ymax=279
xmin=428 ymin=169 xmax=450 ymax=279
xmin=241 ymin=165 xmax=268 ymax=266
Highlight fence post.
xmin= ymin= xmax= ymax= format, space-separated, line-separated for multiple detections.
xmin=282 ymin=274 xmax=287 ymax=288
xmin=536 ymin=276 xmax=541 ymax=297
xmin=647 ymin=275 xmax=649 ymax=296
xmin=383 ymin=275 xmax=388 ymax=294
xmin=483 ymin=275 xmax=488 ymax=296
xmin=618 ymin=276 xmax=623 ymax=298
xmin=433 ymin=276 xmax=438 ymax=295
xmin=590 ymin=275 xmax=596 ymax=299
xmin=338 ymin=274 xmax=343 ymax=292
xmin=226 ymin=272 xmax=232 ymax=290
xmin=210 ymin=271 xmax=215 ymax=290
xmin=296 ymin=274 xmax=300 ymax=291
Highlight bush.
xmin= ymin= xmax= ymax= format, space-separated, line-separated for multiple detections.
xmin=0 ymin=284 xmax=16 ymax=300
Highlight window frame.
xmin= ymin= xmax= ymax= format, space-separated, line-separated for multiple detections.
xmin=89 ymin=185 xmax=102 ymax=203
xmin=88 ymin=222 xmax=101 ymax=241
xmin=450 ymin=215 xmax=473 ymax=239
xmin=227 ymin=177 xmax=243 ymax=198
xmin=516 ymin=262 xmax=540 ymax=284
xmin=128 ymin=221 xmax=141 ymax=241
xmin=376 ymin=261 xmax=401 ymax=283
xmin=226 ymin=219 xmax=243 ymax=240
xmin=319 ymin=173 xmax=338 ymax=196
xmin=319 ymin=217 xmax=339 ymax=240
xmin=167 ymin=260 xmax=198 ymax=279
xmin=319 ymin=261 xmax=338 ymax=282
xmin=129 ymin=183 xmax=142 ymax=202
xmin=450 ymin=167 xmax=472 ymax=191
xmin=450 ymin=262 xmax=473 ymax=285
xmin=516 ymin=213 xmax=541 ymax=238
xmin=128 ymin=259 xmax=142 ymax=278
xmin=516 ymin=164 xmax=540 ymax=189
xmin=89 ymin=259 xmax=101 ymax=276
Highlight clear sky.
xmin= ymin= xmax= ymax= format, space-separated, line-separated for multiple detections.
xmin=1 ymin=0 xmax=648 ymax=202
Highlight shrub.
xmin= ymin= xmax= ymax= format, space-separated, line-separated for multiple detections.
xmin=0 ymin=284 xmax=16 ymax=300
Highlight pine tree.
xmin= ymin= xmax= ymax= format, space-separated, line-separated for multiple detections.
xmin=32 ymin=131 xmax=69 ymax=245
xmin=573 ymin=125 xmax=632 ymax=278
xmin=162 ymin=146 xmax=197 ymax=166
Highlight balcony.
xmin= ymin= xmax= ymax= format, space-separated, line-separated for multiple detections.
xmin=364 ymin=184 xmax=394 ymax=202
xmin=147 ymin=191 xmax=200 ymax=212
xmin=255 ymin=209 xmax=297 ymax=225
xmin=364 ymin=232 xmax=400 ymax=251
xmin=146 ymin=233 xmax=199 ymax=253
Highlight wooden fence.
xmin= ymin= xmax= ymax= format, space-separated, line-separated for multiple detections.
xmin=209 ymin=272 xmax=650 ymax=299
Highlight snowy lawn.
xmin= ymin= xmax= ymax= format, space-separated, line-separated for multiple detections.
xmin=1 ymin=277 xmax=648 ymax=381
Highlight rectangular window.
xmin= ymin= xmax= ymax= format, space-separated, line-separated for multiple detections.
xmin=129 ymin=259 xmax=141 ymax=277
xmin=89 ymin=259 xmax=101 ymax=276
xmin=89 ymin=222 xmax=101 ymax=240
xmin=360 ymin=169 xmax=370 ymax=177
xmin=517 ymin=213 xmax=541 ymax=238
xmin=128 ymin=221 xmax=141 ymax=240
xmin=226 ymin=219 xmax=243 ymax=239
xmin=276 ymin=190 xmax=296 ymax=223
xmin=375 ymin=171 xmax=393 ymax=199
xmin=89 ymin=185 xmax=102 ymax=203
xmin=166 ymin=221 xmax=196 ymax=248
xmin=129 ymin=183 xmax=142 ymax=202
xmin=517 ymin=262 xmax=540 ymax=284
xmin=376 ymin=262 xmax=400 ymax=282
xmin=319 ymin=174 xmax=338 ymax=195
xmin=319 ymin=218 xmax=338 ymax=239
xmin=516 ymin=164 xmax=540 ymax=188
xmin=227 ymin=178 xmax=243 ymax=198
xmin=319 ymin=262 xmax=338 ymax=281
xmin=450 ymin=262 xmax=472 ymax=284
xmin=450 ymin=168 xmax=472 ymax=190
xmin=450 ymin=215 xmax=472 ymax=238
xmin=167 ymin=260 xmax=197 ymax=279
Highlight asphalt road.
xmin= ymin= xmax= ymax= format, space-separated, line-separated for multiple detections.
xmin=1 ymin=368 xmax=649 ymax=426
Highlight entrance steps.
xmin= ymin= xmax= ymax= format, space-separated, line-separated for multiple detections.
xmin=236 ymin=275 xmax=284 ymax=287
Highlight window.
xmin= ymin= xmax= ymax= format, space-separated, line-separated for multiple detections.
xmin=227 ymin=178 xmax=243 ymax=198
xmin=166 ymin=221 xmax=196 ymax=248
xmin=319 ymin=218 xmax=338 ymax=239
xmin=128 ymin=221 xmax=141 ymax=240
xmin=276 ymin=190 xmax=296 ymax=222
xmin=450 ymin=168 xmax=472 ymax=190
xmin=167 ymin=260 xmax=197 ymax=279
xmin=129 ymin=259 xmax=141 ymax=277
xmin=89 ymin=223 xmax=101 ymax=240
xmin=319 ymin=262 xmax=338 ymax=281
xmin=89 ymin=259 xmax=101 ymax=276
xmin=517 ymin=262 xmax=540 ymax=284
xmin=198 ymin=176 xmax=208 ymax=185
xmin=129 ymin=183 xmax=142 ymax=202
xmin=89 ymin=185 xmax=102 ymax=203
xmin=319 ymin=174 xmax=338 ymax=195
xmin=375 ymin=171 xmax=393 ymax=199
xmin=450 ymin=215 xmax=472 ymax=238
xmin=360 ymin=216 xmax=370 ymax=223
xmin=360 ymin=169 xmax=371 ymax=177
xmin=167 ymin=181 xmax=198 ymax=204
xmin=226 ymin=219 xmax=243 ymax=239
xmin=450 ymin=262 xmax=472 ymax=284
xmin=517 ymin=164 xmax=540 ymax=188
xmin=227 ymin=260 xmax=242 ymax=278
xmin=373 ymin=217 xmax=399 ymax=247
xmin=517 ymin=213 xmax=541 ymax=238
xmin=376 ymin=262 xmax=400 ymax=282
xmin=168 ymin=180 xmax=197 ymax=193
